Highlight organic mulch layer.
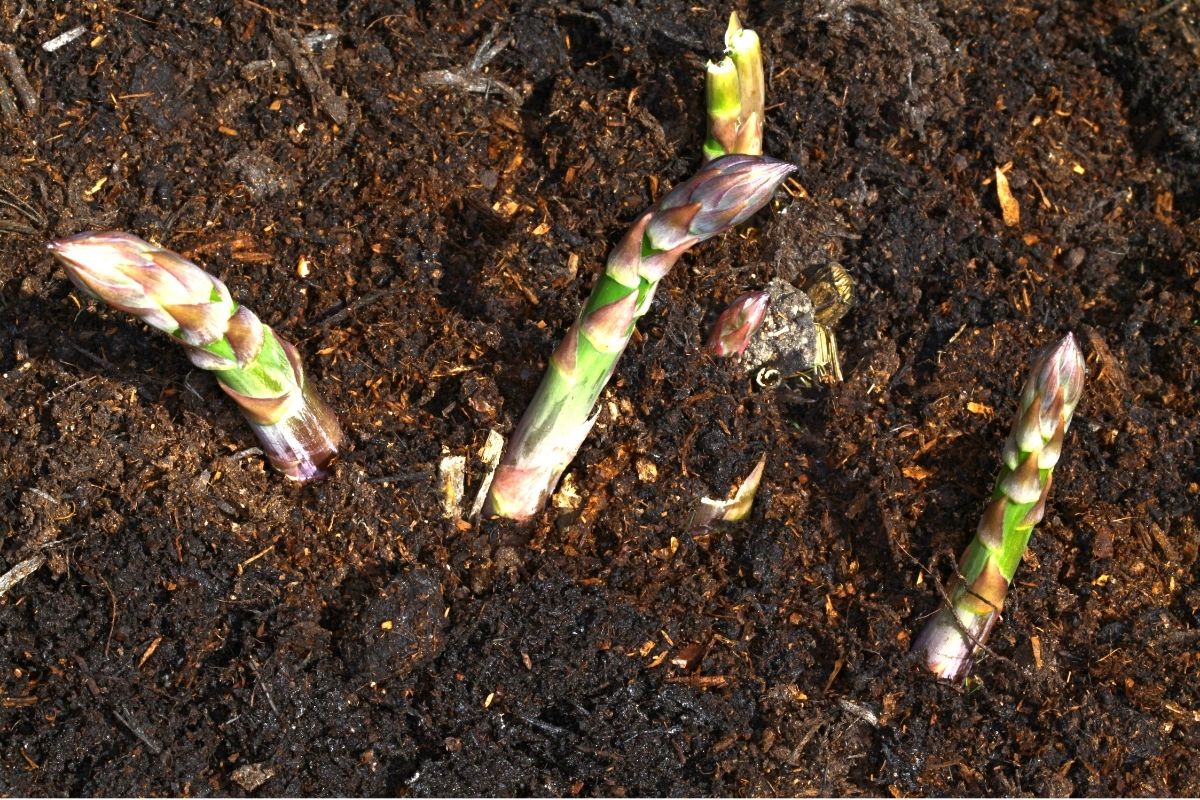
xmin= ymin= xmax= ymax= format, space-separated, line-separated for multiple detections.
xmin=1 ymin=0 xmax=1197 ymax=795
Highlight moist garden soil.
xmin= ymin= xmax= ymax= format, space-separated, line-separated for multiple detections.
xmin=2 ymin=0 xmax=1198 ymax=795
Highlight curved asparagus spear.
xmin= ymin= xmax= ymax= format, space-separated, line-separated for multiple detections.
xmin=912 ymin=333 xmax=1086 ymax=681
xmin=48 ymin=232 xmax=343 ymax=482
xmin=485 ymin=154 xmax=796 ymax=520
xmin=704 ymin=11 xmax=764 ymax=161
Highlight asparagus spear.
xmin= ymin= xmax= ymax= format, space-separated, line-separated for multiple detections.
xmin=705 ymin=290 xmax=770 ymax=357
xmin=485 ymin=154 xmax=796 ymax=520
xmin=704 ymin=11 xmax=764 ymax=161
xmin=912 ymin=333 xmax=1086 ymax=681
xmin=48 ymin=231 xmax=343 ymax=482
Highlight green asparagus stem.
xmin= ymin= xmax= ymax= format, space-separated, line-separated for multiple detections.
xmin=48 ymin=231 xmax=343 ymax=482
xmin=484 ymin=154 xmax=796 ymax=520
xmin=912 ymin=333 xmax=1086 ymax=681
xmin=704 ymin=11 xmax=764 ymax=161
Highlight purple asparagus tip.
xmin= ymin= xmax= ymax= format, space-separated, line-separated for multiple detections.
xmin=706 ymin=290 xmax=771 ymax=357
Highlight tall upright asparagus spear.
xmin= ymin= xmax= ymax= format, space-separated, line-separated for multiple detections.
xmin=485 ymin=154 xmax=796 ymax=520
xmin=48 ymin=231 xmax=344 ymax=482
xmin=912 ymin=334 xmax=1086 ymax=681
xmin=704 ymin=11 xmax=764 ymax=161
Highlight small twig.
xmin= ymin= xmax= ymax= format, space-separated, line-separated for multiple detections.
xmin=112 ymin=707 xmax=163 ymax=754
xmin=81 ymin=566 xmax=119 ymax=658
xmin=0 ymin=70 xmax=19 ymax=123
xmin=419 ymin=30 xmax=522 ymax=105
xmin=0 ymin=185 xmax=47 ymax=229
xmin=0 ymin=43 xmax=39 ymax=114
xmin=41 ymin=26 xmax=86 ymax=53
xmin=469 ymin=31 xmax=511 ymax=71
xmin=269 ymin=23 xmax=348 ymax=124
xmin=1137 ymin=0 xmax=1188 ymax=21
xmin=419 ymin=68 xmax=522 ymax=105
xmin=314 ymin=284 xmax=404 ymax=329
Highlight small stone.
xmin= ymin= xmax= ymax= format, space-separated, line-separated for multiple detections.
xmin=739 ymin=279 xmax=817 ymax=384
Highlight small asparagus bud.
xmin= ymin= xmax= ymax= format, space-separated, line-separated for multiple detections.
xmin=912 ymin=334 xmax=1085 ymax=681
xmin=48 ymin=231 xmax=343 ymax=482
xmin=485 ymin=155 xmax=796 ymax=521
xmin=706 ymin=290 xmax=770 ymax=357
xmin=704 ymin=11 xmax=765 ymax=160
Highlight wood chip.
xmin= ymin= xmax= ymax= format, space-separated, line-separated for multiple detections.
xmin=138 ymin=636 xmax=163 ymax=668
xmin=0 ymin=555 xmax=44 ymax=598
xmin=995 ymin=167 xmax=1020 ymax=227
xmin=231 ymin=763 xmax=275 ymax=791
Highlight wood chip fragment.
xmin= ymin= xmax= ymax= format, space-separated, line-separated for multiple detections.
xmin=138 ymin=636 xmax=163 ymax=668
xmin=0 ymin=555 xmax=44 ymax=598
xmin=468 ymin=429 xmax=505 ymax=519
xmin=42 ymin=26 xmax=86 ymax=53
xmin=438 ymin=452 xmax=466 ymax=519
xmin=995 ymin=167 xmax=1020 ymax=227
xmin=231 ymin=763 xmax=275 ymax=791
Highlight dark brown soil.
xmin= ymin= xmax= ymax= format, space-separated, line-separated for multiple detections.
xmin=2 ymin=0 xmax=1198 ymax=795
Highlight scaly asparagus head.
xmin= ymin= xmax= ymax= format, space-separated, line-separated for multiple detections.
xmin=48 ymin=231 xmax=344 ymax=482
xmin=706 ymin=290 xmax=770 ymax=357
xmin=912 ymin=333 xmax=1086 ymax=681
xmin=704 ymin=11 xmax=764 ymax=161
xmin=484 ymin=154 xmax=796 ymax=521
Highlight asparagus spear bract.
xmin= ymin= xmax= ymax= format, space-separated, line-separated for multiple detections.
xmin=48 ymin=231 xmax=343 ymax=482
xmin=485 ymin=155 xmax=795 ymax=520
xmin=912 ymin=333 xmax=1085 ymax=681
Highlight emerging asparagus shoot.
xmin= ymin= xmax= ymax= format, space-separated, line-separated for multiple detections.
xmin=48 ymin=231 xmax=344 ymax=482
xmin=912 ymin=334 xmax=1086 ymax=681
xmin=706 ymin=290 xmax=770 ymax=357
xmin=704 ymin=12 xmax=764 ymax=161
xmin=485 ymin=155 xmax=796 ymax=521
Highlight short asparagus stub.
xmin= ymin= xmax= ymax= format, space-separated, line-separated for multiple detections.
xmin=485 ymin=154 xmax=796 ymax=521
xmin=704 ymin=11 xmax=764 ymax=161
xmin=48 ymin=231 xmax=343 ymax=482
xmin=912 ymin=333 xmax=1086 ymax=681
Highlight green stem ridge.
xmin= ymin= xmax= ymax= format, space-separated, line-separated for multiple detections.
xmin=485 ymin=155 xmax=796 ymax=520
xmin=912 ymin=333 xmax=1086 ymax=681
xmin=48 ymin=231 xmax=343 ymax=482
